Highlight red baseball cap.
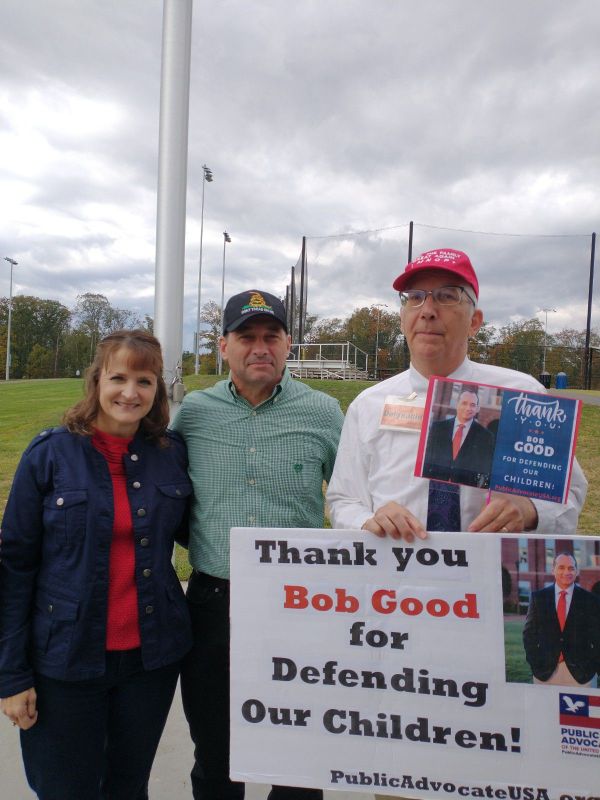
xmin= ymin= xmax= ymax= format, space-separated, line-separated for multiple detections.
xmin=392 ymin=248 xmax=479 ymax=299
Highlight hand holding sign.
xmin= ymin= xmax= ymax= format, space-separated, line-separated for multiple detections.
xmin=467 ymin=492 xmax=538 ymax=533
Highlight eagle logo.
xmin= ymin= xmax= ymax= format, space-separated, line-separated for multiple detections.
xmin=562 ymin=695 xmax=585 ymax=713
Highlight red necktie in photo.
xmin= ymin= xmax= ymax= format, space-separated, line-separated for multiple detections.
xmin=452 ymin=424 xmax=465 ymax=460
xmin=557 ymin=590 xmax=567 ymax=663
xmin=557 ymin=590 xmax=567 ymax=630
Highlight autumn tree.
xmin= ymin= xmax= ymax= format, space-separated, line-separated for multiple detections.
xmin=488 ymin=318 xmax=546 ymax=377
xmin=72 ymin=293 xmax=141 ymax=365
xmin=104 ymin=306 xmax=141 ymax=333
xmin=308 ymin=317 xmax=346 ymax=344
xmin=344 ymin=306 xmax=402 ymax=372
xmin=197 ymin=300 xmax=222 ymax=374
xmin=73 ymin=293 xmax=112 ymax=358
xmin=25 ymin=344 xmax=55 ymax=378
xmin=468 ymin=322 xmax=497 ymax=363
xmin=547 ymin=328 xmax=600 ymax=388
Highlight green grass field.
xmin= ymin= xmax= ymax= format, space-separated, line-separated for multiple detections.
xmin=572 ymin=404 xmax=600 ymax=532
xmin=503 ymin=616 xmax=533 ymax=684
xmin=0 ymin=379 xmax=86 ymax=504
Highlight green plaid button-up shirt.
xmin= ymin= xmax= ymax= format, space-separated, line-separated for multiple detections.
xmin=171 ymin=370 xmax=344 ymax=578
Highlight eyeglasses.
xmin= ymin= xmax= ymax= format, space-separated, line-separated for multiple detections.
xmin=399 ymin=285 xmax=476 ymax=309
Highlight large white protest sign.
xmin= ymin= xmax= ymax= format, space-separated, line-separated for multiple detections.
xmin=230 ymin=528 xmax=600 ymax=800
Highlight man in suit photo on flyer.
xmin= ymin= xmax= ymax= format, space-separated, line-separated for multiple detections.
xmin=523 ymin=552 xmax=600 ymax=687
xmin=422 ymin=387 xmax=495 ymax=489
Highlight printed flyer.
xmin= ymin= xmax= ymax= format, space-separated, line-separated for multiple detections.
xmin=229 ymin=528 xmax=600 ymax=799
xmin=414 ymin=377 xmax=581 ymax=502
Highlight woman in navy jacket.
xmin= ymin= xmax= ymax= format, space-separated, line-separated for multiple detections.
xmin=0 ymin=330 xmax=193 ymax=799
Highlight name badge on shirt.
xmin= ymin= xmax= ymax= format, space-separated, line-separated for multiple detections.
xmin=379 ymin=393 xmax=425 ymax=432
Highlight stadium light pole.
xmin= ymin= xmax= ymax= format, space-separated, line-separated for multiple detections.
xmin=539 ymin=307 xmax=557 ymax=372
xmin=4 ymin=257 xmax=18 ymax=381
xmin=217 ymin=231 xmax=232 ymax=374
xmin=194 ymin=164 xmax=213 ymax=374
xmin=374 ymin=303 xmax=388 ymax=379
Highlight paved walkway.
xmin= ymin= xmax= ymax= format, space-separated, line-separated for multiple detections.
xmin=554 ymin=388 xmax=600 ymax=405
xmin=0 ymin=684 xmax=370 ymax=799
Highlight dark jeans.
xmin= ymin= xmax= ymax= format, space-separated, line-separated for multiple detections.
xmin=181 ymin=571 xmax=322 ymax=800
xmin=21 ymin=648 xmax=180 ymax=800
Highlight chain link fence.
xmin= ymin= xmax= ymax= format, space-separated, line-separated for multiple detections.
xmin=467 ymin=343 xmax=600 ymax=390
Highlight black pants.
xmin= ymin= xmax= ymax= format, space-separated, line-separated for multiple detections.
xmin=181 ymin=571 xmax=322 ymax=800
xmin=21 ymin=649 xmax=180 ymax=800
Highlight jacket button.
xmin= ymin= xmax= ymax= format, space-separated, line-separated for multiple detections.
xmin=175 ymin=489 xmax=181 ymax=496
xmin=140 ymin=537 xmax=149 ymax=547
xmin=137 ymin=508 xmax=146 ymax=517
xmin=131 ymin=454 xmax=139 ymax=462
xmin=143 ymin=568 xmax=152 ymax=578
xmin=48 ymin=604 xmax=53 ymax=613
xmin=56 ymin=498 xmax=64 ymax=507
xmin=132 ymin=481 xmax=141 ymax=489
xmin=145 ymin=605 xmax=154 ymax=614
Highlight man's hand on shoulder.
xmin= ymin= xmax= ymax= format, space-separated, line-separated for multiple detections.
xmin=468 ymin=492 xmax=538 ymax=533
xmin=362 ymin=502 xmax=427 ymax=542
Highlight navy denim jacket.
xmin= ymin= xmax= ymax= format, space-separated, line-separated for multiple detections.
xmin=0 ymin=427 xmax=193 ymax=698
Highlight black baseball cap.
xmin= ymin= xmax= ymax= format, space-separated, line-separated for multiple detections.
xmin=222 ymin=290 xmax=288 ymax=334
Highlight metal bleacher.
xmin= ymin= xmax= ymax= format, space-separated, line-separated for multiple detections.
xmin=286 ymin=342 xmax=370 ymax=380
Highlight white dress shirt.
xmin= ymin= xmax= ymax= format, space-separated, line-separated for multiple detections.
xmin=452 ymin=416 xmax=473 ymax=439
xmin=327 ymin=358 xmax=588 ymax=533
xmin=555 ymin=582 xmax=574 ymax=617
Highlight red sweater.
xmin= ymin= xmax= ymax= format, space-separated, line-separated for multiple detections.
xmin=92 ymin=429 xmax=141 ymax=651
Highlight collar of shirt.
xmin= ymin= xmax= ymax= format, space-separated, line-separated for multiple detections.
xmin=226 ymin=368 xmax=287 ymax=408
xmin=453 ymin=417 xmax=473 ymax=436
xmin=555 ymin=582 xmax=574 ymax=617
xmin=409 ymin=357 xmax=473 ymax=396
xmin=555 ymin=583 xmax=574 ymax=602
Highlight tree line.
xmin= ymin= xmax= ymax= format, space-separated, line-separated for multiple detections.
xmin=188 ymin=302 xmax=600 ymax=389
xmin=0 ymin=293 xmax=152 ymax=379
xmin=308 ymin=309 xmax=600 ymax=387
xmin=2 ymin=293 xmax=598 ymax=388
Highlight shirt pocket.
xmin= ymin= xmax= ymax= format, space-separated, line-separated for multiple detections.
xmin=273 ymin=445 xmax=323 ymax=496
xmin=42 ymin=490 xmax=88 ymax=546
xmin=156 ymin=481 xmax=193 ymax=523
xmin=157 ymin=482 xmax=193 ymax=501
xmin=32 ymin=594 xmax=80 ymax=662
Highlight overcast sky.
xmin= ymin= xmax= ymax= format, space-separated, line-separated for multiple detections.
xmin=1 ymin=0 xmax=599 ymax=350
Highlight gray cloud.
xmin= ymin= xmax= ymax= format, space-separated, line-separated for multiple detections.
xmin=2 ymin=0 xmax=599 ymax=354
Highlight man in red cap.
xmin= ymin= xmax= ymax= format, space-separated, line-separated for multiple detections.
xmin=327 ymin=248 xmax=587 ymax=541
xmin=327 ymin=248 xmax=587 ymax=800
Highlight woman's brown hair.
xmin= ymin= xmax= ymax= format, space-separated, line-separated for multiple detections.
xmin=63 ymin=330 xmax=170 ymax=443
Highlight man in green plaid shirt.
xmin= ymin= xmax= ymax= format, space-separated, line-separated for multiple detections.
xmin=172 ymin=289 xmax=344 ymax=800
